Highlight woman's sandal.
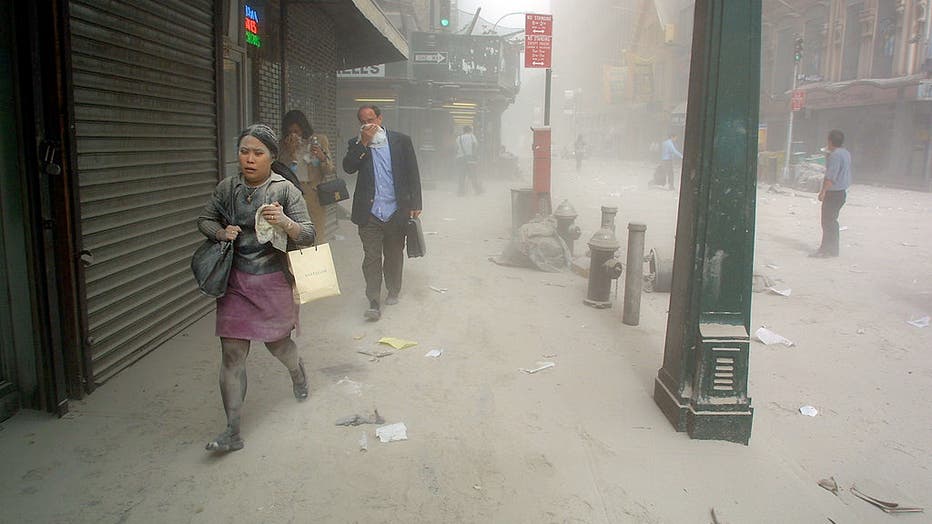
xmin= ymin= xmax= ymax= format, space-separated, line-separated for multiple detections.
xmin=293 ymin=358 xmax=309 ymax=401
xmin=205 ymin=428 xmax=244 ymax=452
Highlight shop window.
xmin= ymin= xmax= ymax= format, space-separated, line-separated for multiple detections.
xmin=801 ymin=7 xmax=826 ymax=84
xmin=773 ymin=26 xmax=795 ymax=93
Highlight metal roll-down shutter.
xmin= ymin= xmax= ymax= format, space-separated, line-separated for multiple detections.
xmin=69 ymin=0 xmax=218 ymax=383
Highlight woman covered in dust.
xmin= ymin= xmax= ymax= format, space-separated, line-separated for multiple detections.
xmin=279 ymin=110 xmax=335 ymax=240
xmin=197 ymin=124 xmax=316 ymax=452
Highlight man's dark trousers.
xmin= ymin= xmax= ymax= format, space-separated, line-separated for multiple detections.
xmin=358 ymin=213 xmax=406 ymax=302
xmin=820 ymin=190 xmax=846 ymax=255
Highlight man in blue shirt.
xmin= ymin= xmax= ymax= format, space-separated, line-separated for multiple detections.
xmin=343 ymin=105 xmax=423 ymax=320
xmin=655 ymin=132 xmax=683 ymax=190
xmin=811 ymin=129 xmax=851 ymax=258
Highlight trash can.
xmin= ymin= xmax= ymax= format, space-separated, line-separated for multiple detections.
xmin=511 ymin=188 xmax=536 ymax=232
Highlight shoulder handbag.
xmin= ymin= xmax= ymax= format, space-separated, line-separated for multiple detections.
xmin=316 ymin=177 xmax=350 ymax=205
xmin=191 ymin=181 xmax=235 ymax=297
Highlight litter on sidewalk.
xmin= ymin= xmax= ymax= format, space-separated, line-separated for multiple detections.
xmin=335 ymin=410 xmax=385 ymax=426
xmin=799 ymin=405 xmax=818 ymax=417
xmin=850 ymin=485 xmax=924 ymax=514
xmin=357 ymin=350 xmax=393 ymax=359
xmin=358 ymin=432 xmax=368 ymax=452
xmin=906 ymin=315 xmax=929 ymax=328
xmin=754 ymin=327 xmax=796 ymax=347
xmin=520 ymin=362 xmax=555 ymax=374
xmin=424 ymin=349 xmax=443 ymax=358
xmin=378 ymin=337 xmax=418 ymax=350
xmin=766 ymin=287 xmax=792 ymax=297
xmin=376 ymin=422 xmax=408 ymax=443
xmin=818 ymin=477 xmax=839 ymax=495
xmin=429 ymin=286 xmax=448 ymax=293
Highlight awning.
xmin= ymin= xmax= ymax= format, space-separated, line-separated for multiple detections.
xmin=298 ymin=0 xmax=408 ymax=69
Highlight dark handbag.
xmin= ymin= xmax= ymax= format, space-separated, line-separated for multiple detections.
xmin=191 ymin=239 xmax=234 ymax=297
xmin=405 ymin=216 xmax=426 ymax=258
xmin=191 ymin=181 xmax=235 ymax=297
xmin=316 ymin=178 xmax=349 ymax=205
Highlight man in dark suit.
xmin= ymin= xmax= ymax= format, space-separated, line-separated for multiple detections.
xmin=343 ymin=105 xmax=422 ymax=321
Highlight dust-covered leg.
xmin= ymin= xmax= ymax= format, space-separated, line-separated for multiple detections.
xmin=266 ymin=337 xmax=307 ymax=400
xmin=206 ymin=337 xmax=250 ymax=452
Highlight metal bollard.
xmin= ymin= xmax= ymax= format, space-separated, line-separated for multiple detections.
xmin=553 ymin=199 xmax=582 ymax=256
xmin=623 ymin=222 xmax=647 ymax=325
xmin=584 ymin=206 xmax=624 ymax=308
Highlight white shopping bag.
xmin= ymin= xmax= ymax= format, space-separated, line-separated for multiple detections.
xmin=288 ymin=243 xmax=341 ymax=303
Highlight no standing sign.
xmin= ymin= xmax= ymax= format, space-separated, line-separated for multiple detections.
xmin=525 ymin=14 xmax=553 ymax=68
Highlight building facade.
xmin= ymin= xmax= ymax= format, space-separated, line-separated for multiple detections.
xmin=0 ymin=0 xmax=405 ymax=421
xmin=761 ymin=0 xmax=932 ymax=190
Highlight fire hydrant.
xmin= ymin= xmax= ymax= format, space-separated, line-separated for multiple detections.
xmin=584 ymin=206 xmax=624 ymax=309
xmin=553 ymin=199 xmax=582 ymax=256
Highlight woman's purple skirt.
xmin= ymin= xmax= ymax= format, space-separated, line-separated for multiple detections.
xmin=216 ymin=268 xmax=298 ymax=342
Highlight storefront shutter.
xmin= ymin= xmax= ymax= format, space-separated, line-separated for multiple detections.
xmin=69 ymin=0 xmax=218 ymax=383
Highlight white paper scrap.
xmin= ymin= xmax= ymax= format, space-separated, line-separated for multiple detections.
xmin=376 ymin=422 xmax=408 ymax=443
xmin=906 ymin=315 xmax=930 ymax=328
xmin=765 ymin=264 xmax=780 ymax=270
xmin=799 ymin=405 xmax=818 ymax=417
xmin=754 ymin=327 xmax=795 ymax=347
xmin=766 ymin=287 xmax=792 ymax=297
xmin=429 ymin=286 xmax=448 ymax=294
xmin=424 ymin=349 xmax=444 ymax=358
xmin=520 ymin=362 xmax=555 ymax=374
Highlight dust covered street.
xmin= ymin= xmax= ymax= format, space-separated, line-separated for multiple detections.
xmin=2 ymin=158 xmax=930 ymax=523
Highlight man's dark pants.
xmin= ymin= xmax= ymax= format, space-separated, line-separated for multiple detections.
xmin=358 ymin=213 xmax=406 ymax=303
xmin=819 ymin=190 xmax=846 ymax=255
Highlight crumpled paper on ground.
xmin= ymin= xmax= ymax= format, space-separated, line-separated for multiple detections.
xmin=754 ymin=327 xmax=795 ymax=347
xmin=255 ymin=205 xmax=287 ymax=252
xmin=376 ymin=422 xmax=408 ymax=443
xmin=378 ymin=337 xmax=418 ymax=350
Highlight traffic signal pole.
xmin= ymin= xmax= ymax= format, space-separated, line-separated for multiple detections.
xmin=782 ymin=38 xmax=802 ymax=181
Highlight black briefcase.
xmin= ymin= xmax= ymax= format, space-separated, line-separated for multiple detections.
xmin=405 ymin=216 xmax=426 ymax=258
xmin=316 ymin=178 xmax=350 ymax=205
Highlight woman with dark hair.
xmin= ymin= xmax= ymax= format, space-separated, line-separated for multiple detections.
xmin=280 ymin=110 xmax=334 ymax=240
xmin=197 ymin=123 xmax=316 ymax=452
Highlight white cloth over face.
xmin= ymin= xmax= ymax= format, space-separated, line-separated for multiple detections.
xmin=255 ymin=205 xmax=288 ymax=252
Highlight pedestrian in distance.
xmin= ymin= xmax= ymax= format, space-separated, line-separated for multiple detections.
xmin=574 ymin=134 xmax=587 ymax=172
xmin=342 ymin=105 xmax=423 ymax=321
xmin=455 ymin=125 xmax=483 ymax=196
xmin=279 ymin=110 xmax=334 ymax=240
xmin=654 ymin=132 xmax=683 ymax=190
xmin=810 ymin=129 xmax=851 ymax=258
xmin=197 ymin=124 xmax=317 ymax=453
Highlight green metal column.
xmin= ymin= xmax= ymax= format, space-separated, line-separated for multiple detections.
xmin=653 ymin=0 xmax=761 ymax=445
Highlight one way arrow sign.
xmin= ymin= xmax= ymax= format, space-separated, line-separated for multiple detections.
xmin=414 ymin=52 xmax=448 ymax=64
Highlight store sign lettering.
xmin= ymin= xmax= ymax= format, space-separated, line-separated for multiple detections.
xmin=245 ymin=5 xmax=261 ymax=48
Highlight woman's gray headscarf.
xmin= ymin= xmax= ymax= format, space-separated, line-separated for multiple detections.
xmin=238 ymin=124 xmax=279 ymax=159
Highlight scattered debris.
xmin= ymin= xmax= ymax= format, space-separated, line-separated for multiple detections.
xmin=424 ymin=349 xmax=443 ymax=358
xmin=849 ymin=267 xmax=867 ymax=274
xmin=358 ymin=432 xmax=368 ymax=452
xmin=357 ymin=349 xmax=393 ymax=360
xmin=766 ymin=287 xmax=792 ymax=297
xmin=352 ymin=334 xmax=365 ymax=340
xmin=710 ymin=507 xmax=722 ymax=524
xmin=754 ymin=327 xmax=795 ymax=347
xmin=856 ymin=328 xmax=866 ymax=335
xmin=424 ymin=231 xmax=439 ymax=236
xmin=850 ymin=486 xmax=924 ymax=514
xmin=472 ymin=484 xmax=482 ymax=491
xmin=520 ymin=362 xmax=555 ymax=374
xmin=429 ymin=286 xmax=448 ymax=294
xmin=818 ymin=477 xmax=839 ymax=495
xmin=906 ymin=315 xmax=929 ymax=328
xmin=799 ymin=405 xmax=819 ymax=417
xmin=901 ymin=241 xmax=918 ymax=247
xmin=378 ymin=337 xmax=418 ymax=350
xmin=336 ymin=377 xmax=364 ymax=396
xmin=765 ymin=263 xmax=780 ymax=270
xmin=752 ymin=272 xmax=777 ymax=293
xmin=542 ymin=353 xmax=557 ymax=359
xmin=839 ymin=226 xmax=849 ymax=232
xmin=544 ymin=282 xmax=567 ymax=288
xmin=442 ymin=217 xmax=456 ymax=222
xmin=335 ymin=410 xmax=385 ymax=427
xmin=376 ymin=422 xmax=408 ymax=443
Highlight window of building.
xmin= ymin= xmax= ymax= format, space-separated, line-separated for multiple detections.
xmin=840 ymin=2 xmax=863 ymax=80
xmin=801 ymin=6 xmax=826 ymax=83
xmin=873 ymin=1 xmax=896 ymax=78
